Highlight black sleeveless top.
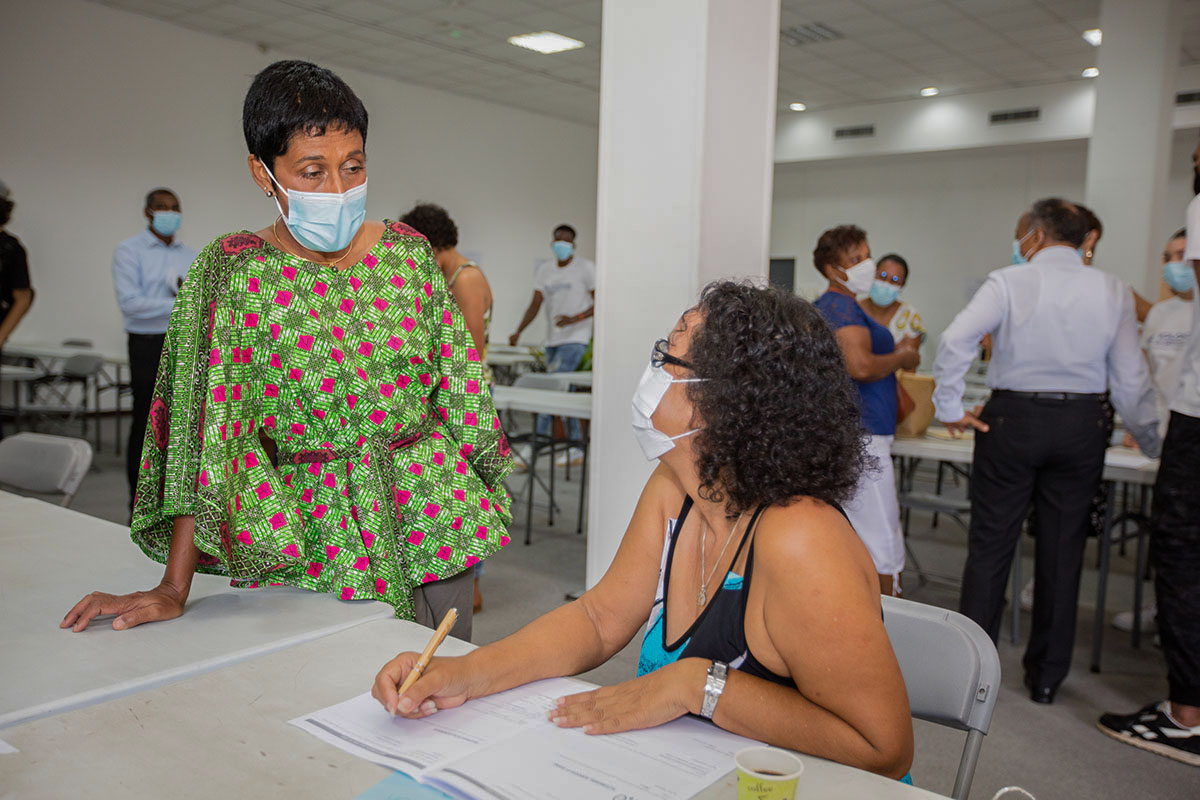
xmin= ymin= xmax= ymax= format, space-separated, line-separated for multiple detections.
xmin=636 ymin=496 xmax=794 ymax=687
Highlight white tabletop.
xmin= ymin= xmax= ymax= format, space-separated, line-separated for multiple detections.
xmin=491 ymin=385 xmax=593 ymax=419
xmin=3 ymin=340 xmax=129 ymax=368
xmin=0 ymin=617 xmax=946 ymax=799
xmin=485 ymin=351 xmax=539 ymax=367
xmin=0 ymin=492 xmax=391 ymax=730
xmin=534 ymin=370 xmax=593 ymax=389
xmin=891 ymin=436 xmax=1159 ymax=486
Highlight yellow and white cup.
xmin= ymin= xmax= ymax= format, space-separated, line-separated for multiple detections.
xmin=735 ymin=746 xmax=804 ymax=800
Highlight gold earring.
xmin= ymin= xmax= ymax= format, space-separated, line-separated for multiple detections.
xmin=1085 ymin=250 xmax=1093 ymax=259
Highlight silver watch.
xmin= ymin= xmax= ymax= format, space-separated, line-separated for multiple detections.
xmin=700 ymin=660 xmax=728 ymax=719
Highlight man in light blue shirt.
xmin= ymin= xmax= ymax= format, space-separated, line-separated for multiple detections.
xmin=112 ymin=187 xmax=196 ymax=509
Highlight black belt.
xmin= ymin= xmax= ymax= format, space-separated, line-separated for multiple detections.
xmin=991 ymin=390 xmax=1105 ymax=402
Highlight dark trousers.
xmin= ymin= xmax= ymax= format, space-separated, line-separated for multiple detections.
xmin=960 ymin=393 xmax=1107 ymax=688
xmin=1152 ymin=411 xmax=1200 ymax=707
xmin=126 ymin=332 xmax=166 ymax=509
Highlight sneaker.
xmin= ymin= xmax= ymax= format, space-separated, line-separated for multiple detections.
xmin=1019 ymin=578 xmax=1034 ymax=613
xmin=1097 ymin=702 xmax=1200 ymax=766
xmin=1112 ymin=600 xmax=1157 ymax=633
xmin=554 ymin=446 xmax=584 ymax=467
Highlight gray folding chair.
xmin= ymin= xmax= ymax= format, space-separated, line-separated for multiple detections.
xmin=881 ymin=596 xmax=1002 ymax=800
xmin=0 ymin=432 xmax=93 ymax=507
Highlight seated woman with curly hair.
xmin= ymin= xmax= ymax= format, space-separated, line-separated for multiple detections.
xmin=372 ymin=280 xmax=914 ymax=780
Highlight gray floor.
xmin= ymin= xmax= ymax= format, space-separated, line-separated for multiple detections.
xmin=66 ymin=442 xmax=1200 ymax=799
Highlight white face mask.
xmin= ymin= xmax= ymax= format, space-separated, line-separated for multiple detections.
xmin=631 ymin=362 xmax=705 ymax=461
xmin=840 ymin=257 xmax=877 ymax=295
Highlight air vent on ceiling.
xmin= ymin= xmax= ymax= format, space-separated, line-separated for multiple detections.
xmin=781 ymin=23 xmax=843 ymax=47
xmin=834 ymin=124 xmax=875 ymax=140
xmin=1176 ymin=90 xmax=1200 ymax=105
xmin=989 ymin=107 xmax=1041 ymax=125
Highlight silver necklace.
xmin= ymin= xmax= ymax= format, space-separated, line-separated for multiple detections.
xmin=697 ymin=511 xmax=747 ymax=608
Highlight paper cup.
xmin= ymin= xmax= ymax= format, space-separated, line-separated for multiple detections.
xmin=735 ymin=747 xmax=804 ymax=800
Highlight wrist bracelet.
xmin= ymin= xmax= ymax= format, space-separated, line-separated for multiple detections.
xmin=700 ymin=660 xmax=728 ymax=719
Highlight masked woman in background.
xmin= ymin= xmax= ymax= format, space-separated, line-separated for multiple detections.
xmin=63 ymin=60 xmax=511 ymax=641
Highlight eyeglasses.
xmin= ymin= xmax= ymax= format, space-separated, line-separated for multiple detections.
xmin=651 ymin=338 xmax=694 ymax=371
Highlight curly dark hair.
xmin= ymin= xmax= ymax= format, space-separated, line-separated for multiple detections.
xmin=684 ymin=280 xmax=871 ymax=513
xmin=812 ymin=224 xmax=866 ymax=276
xmin=399 ymin=203 xmax=458 ymax=250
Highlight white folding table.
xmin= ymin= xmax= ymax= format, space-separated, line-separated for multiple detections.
xmin=0 ymin=617 xmax=948 ymax=799
xmin=0 ymin=492 xmax=391 ymax=730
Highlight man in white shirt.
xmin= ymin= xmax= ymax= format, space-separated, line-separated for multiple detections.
xmin=934 ymin=198 xmax=1159 ymax=705
xmin=1099 ymin=146 xmax=1200 ymax=765
xmin=509 ymin=224 xmax=595 ymax=462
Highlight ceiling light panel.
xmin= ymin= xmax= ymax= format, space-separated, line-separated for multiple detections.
xmin=508 ymin=31 xmax=585 ymax=54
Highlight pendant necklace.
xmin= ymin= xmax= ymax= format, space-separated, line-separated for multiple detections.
xmin=696 ymin=510 xmax=747 ymax=608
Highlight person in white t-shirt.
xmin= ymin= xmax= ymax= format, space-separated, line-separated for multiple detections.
xmin=1141 ymin=228 xmax=1195 ymax=432
xmin=510 ymin=224 xmax=596 ymax=464
xmin=1098 ymin=142 xmax=1200 ymax=766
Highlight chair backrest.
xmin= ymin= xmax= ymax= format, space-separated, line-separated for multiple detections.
xmin=881 ymin=596 xmax=1001 ymax=799
xmin=61 ymin=354 xmax=104 ymax=378
xmin=512 ymin=372 xmax=567 ymax=391
xmin=0 ymin=432 xmax=93 ymax=505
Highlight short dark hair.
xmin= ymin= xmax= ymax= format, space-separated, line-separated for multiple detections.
xmin=877 ymin=253 xmax=909 ymax=281
xmin=0 ymin=198 xmax=12 ymax=227
xmin=1172 ymin=227 xmax=1186 ymax=240
xmin=812 ymin=224 xmax=867 ymax=275
xmin=242 ymin=60 xmax=369 ymax=172
xmin=685 ymin=280 xmax=870 ymax=512
xmin=1075 ymin=203 xmax=1103 ymax=239
xmin=399 ymin=203 xmax=458 ymax=250
xmin=553 ymin=224 xmax=576 ymax=239
xmin=1028 ymin=198 xmax=1088 ymax=247
xmin=144 ymin=188 xmax=177 ymax=209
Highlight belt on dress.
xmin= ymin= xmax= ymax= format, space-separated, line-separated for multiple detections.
xmin=991 ymin=390 xmax=1105 ymax=402
xmin=276 ymin=420 xmax=437 ymax=465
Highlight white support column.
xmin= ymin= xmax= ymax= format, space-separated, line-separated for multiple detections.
xmin=1084 ymin=0 xmax=1183 ymax=294
xmin=585 ymin=0 xmax=779 ymax=588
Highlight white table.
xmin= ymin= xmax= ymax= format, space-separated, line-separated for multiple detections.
xmin=492 ymin=386 xmax=593 ymax=543
xmin=3 ymin=340 xmax=130 ymax=453
xmin=890 ymin=435 xmax=1159 ymax=670
xmin=533 ymin=370 xmax=593 ymax=390
xmin=0 ymin=492 xmax=392 ymax=730
xmin=0 ymin=617 xmax=947 ymax=799
xmin=484 ymin=350 xmax=539 ymax=368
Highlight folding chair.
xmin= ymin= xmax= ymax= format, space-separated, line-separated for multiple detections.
xmin=0 ymin=432 xmax=94 ymax=507
xmin=881 ymin=596 xmax=1002 ymax=800
xmin=29 ymin=353 xmax=104 ymax=440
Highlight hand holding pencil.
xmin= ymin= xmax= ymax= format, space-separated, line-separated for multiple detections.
xmin=372 ymin=607 xmax=477 ymax=717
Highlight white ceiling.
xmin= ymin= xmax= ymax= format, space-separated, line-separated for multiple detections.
xmin=93 ymin=0 xmax=1200 ymax=126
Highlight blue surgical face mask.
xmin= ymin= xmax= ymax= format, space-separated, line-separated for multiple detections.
xmin=1077 ymin=247 xmax=1087 ymax=261
xmin=552 ymin=240 xmax=574 ymax=261
xmin=868 ymin=279 xmax=901 ymax=307
xmin=151 ymin=210 xmax=181 ymax=237
xmin=261 ymin=160 xmax=367 ymax=253
xmin=1164 ymin=260 xmax=1195 ymax=293
xmin=1011 ymin=239 xmax=1027 ymax=265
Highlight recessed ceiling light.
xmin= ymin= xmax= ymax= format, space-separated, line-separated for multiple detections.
xmin=1082 ymin=67 xmax=1100 ymax=78
xmin=920 ymin=87 xmax=939 ymax=97
xmin=1082 ymin=28 xmax=1102 ymax=46
xmin=789 ymin=102 xmax=807 ymax=111
xmin=508 ymin=31 xmax=584 ymax=54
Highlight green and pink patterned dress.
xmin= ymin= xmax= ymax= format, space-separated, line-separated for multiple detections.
xmin=130 ymin=221 xmax=513 ymax=620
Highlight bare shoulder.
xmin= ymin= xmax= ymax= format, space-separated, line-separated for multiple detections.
xmin=753 ymin=499 xmax=874 ymax=581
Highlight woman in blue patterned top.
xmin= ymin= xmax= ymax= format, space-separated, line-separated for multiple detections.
xmin=813 ymin=225 xmax=920 ymax=597
xmin=374 ymin=281 xmax=914 ymax=782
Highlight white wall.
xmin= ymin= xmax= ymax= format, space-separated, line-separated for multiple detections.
xmin=0 ymin=0 xmax=598 ymax=356
xmin=770 ymin=127 xmax=1199 ymax=357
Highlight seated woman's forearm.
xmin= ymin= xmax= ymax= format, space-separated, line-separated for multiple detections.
xmin=707 ymin=667 xmax=912 ymax=779
xmin=846 ymin=350 xmax=906 ymax=383
xmin=463 ymin=595 xmax=619 ymax=697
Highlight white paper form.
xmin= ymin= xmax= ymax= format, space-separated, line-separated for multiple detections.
xmin=290 ymin=677 xmax=588 ymax=774
xmin=427 ymin=716 xmax=755 ymax=800
xmin=0 ymin=737 xmax=17 ymax=755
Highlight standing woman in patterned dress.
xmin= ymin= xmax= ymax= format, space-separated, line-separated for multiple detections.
xmin=62 ymin=60 xmax=512 ymax=640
